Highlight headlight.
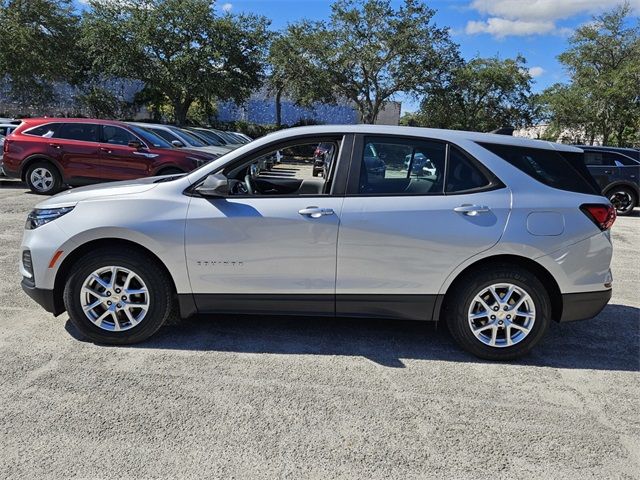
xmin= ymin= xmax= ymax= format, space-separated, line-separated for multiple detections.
xmin=25 ymin=206 xmax=74 ymax=230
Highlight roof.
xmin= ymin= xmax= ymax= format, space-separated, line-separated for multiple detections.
xmin=259 ymin=125 xmax=584 ymax=153
xmin=18 ymin=117 xmax=129 ymax=127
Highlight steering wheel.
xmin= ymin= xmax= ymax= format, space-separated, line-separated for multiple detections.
xmin=243 ymin=174 xmax=254 ymax=195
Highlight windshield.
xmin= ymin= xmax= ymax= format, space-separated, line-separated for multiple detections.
xmin=169 ymin=127 xmax=207 ymax=147
xmin=129 ymin=125 xmax=173 ymax=148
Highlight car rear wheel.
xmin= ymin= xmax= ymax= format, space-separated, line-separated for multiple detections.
xmin=25 ymin=161 xmax=62 ymax=195
xmin=446 ymin=266 xmax=551 ymax=360
xmin=63 ymin=247 xmax=177 ymax=344
xmin=607 ymin=187 xmax=637 ymax=216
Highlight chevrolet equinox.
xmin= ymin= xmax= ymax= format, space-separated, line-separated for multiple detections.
xmin=20 ymin=126 xmax=615 ymax=360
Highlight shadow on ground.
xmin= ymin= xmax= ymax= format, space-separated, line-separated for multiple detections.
xmin=66 ymin=303 xmax=640 ymax=372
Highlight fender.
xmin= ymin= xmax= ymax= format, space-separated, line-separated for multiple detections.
xmin=20 ymin=154 xmax=67 ymax=182
xmin=602 ymin=180 xmax=639 ymax=197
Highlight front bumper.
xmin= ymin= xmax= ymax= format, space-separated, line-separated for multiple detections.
xmin=21 ymin=278 xmax=63 ymax=315
xmin=560 ymin=289 xmax=612 ymax=322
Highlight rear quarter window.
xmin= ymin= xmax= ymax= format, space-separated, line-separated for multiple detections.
xmin=478 ymin=143 xmax=599 ymax=195
xmin=23 ymin=123 xmax=61 ymax=138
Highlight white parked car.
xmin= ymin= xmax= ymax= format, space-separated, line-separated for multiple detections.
xmin=20 ymin=125 xmax=615 ymax=360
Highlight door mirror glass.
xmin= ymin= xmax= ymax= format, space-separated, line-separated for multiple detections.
xmin=196 ymin=173 xmax=229 ymax=197
xmin=128 ymin=140 xmax=143 ymax=149
xmin=171 ymin=140 xmax=184 ymax=148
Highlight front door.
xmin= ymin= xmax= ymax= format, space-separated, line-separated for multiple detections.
xmin=185 ymin=136 xmax=348 ymax=315
xmin=99 ymin=125 xmax=155 ymax=180
xmin=336 ymin=136 xmax=511 ymax=320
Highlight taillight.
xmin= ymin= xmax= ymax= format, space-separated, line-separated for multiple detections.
xmin=580 ymin=204 xmax=616 ymax=230
xmin=2 ymin=139 xmax=8 ymax=154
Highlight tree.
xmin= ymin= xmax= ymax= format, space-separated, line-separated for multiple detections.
xmin=0 ymin=0 xmax=83 ymax=106
xmin=543 ymin=3 xmax=640 ymax=146
xmin=272 ymin=0 xmax=459 ymax=124
xmin=416 ymin=55 xmax=539 ymax=132
xmin=81 ymin=0 xmax=270 ymax=125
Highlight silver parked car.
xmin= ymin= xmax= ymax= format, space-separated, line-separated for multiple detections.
xmin=19 ymin=126 xmax=615 ymax=360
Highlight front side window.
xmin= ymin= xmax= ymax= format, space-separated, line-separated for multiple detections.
xmin=56 ymin=123 xmax=99 ymax=142
xmin=168 ymin=127 xmax=206 ymax=147
xmin=222 ymin=139 xmax=340 ymax=196
xmin=102 ymin=125 xmax=138 ymax=146
xmin=584 ymin=151 xmax=613 ymax=166
xmin=151 ymin=128 xmax=180 ymax=144
xmin=128 ymin=125 xmax=172 ymax=148
xmin=358 ymin=137 xmax=446 ymax=195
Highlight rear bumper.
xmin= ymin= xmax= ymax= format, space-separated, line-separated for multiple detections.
xmin=21 ymin=279 xmax=62 ymax=316
xmin=560 ymin=289 xmax=611 ymax=322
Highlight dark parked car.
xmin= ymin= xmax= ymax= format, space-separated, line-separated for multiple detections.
xmin=577 ymin=145 xmax=640 ymax=215
xmin=2 ymin=118 xmax=217 ymax=194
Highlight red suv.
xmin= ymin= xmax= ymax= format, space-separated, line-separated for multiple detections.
xmin=2 ymin=118 xmax=218 ymax=194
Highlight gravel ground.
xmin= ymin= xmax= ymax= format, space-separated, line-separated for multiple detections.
xmin=0 ymin=179 xmax=638 ymax=479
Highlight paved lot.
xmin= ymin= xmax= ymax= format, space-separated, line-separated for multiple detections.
xmin=0 ymin=179 xmax=638 ymax=479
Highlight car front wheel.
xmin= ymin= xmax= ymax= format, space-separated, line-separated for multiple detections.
xmin=446 ymin=266 xmax=551 ymax=360
xmin=63 ymin=247 xmax=177 ymax=344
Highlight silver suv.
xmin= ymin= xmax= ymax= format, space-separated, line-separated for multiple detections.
xmin=20 ymin=126 xmax=615 ymax=360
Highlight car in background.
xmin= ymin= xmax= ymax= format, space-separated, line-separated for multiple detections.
xmin=363 ymin=143 xmax=386 ymax=178
xmin=312 ymin=143 xmax=333 ymax=177
xmin=0 ymin=123 xmax=18 ymax=138
xmin=404 ymin=152 xmax=437 ymax=177
xmin=0 ymin=134 xmax=5 ymax=175
xmin=2 ymin=118 xmax=217 ymax=194
xmin=576 ymin=145 xmax=640 ymax=215
xmin=129 ymin=123 xmax=231 ymax=157
xmin=234 ymin=132 xmax=253 ymax=143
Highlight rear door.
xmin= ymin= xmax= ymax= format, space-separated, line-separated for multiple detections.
xmin=336 ymin=135 xmax=511 ymax=320
xmin=52 ymin=123 xmax=101 ymax=182
xmin=99 ymin=125 xmax=156 ymax=180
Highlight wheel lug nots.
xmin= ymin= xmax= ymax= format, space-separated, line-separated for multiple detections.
xmin=490 ymin=315 xmax=496 ymax=320
xmin=503 ymin=306 xmax=509 ymax=311
xmin=493 ymin=306 xmax=499 ymax=311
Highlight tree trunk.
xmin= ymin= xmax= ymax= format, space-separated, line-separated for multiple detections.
xmin=173 ymin=98 xmax=192 ymax=126
xmin=275 ymin=87 xmax=283 ymax=127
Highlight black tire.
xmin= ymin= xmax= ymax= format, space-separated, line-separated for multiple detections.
xmin=445 ymin=265 xmax=551 ymax=360
xmin=606 ymin=186 xmax=637 ymax=216
xmin=25 ymin=161 xmax=63 ymax=195
xmin=63 ymin=247 xmax=177 ymax=345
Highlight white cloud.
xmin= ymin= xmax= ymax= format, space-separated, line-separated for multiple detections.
xmin=222 ymin=2 xmax=233 ymax=12
xmin=466 ymin=18 xmax=556 ymax=38
xmin=528 ymin=66 xmax=545 ymax=77
xmin=466 ymin=0 xmax=640 ymax=38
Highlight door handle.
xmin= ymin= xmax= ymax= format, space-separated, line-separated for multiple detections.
xmin=453 ymin=204 xmax=490 ymax=216
xmin=298 ymin=207 xmax=335 ymax=218
xmin=100 ymin=147 xmax=112 ymax=154
xmin=48 ymin=143 xmax=61 ymax=149
xmin=603 ymin=170 xmax=612 ymax=174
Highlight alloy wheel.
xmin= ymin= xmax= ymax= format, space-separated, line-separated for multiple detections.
xmin=608 ymin=190 xmax=635 ymax=214
xmin=80 ymin=266 xmax=149 ymax=332
xmin=467 ymin=283 xmax=536 ymax=348
xmin=30 ymin=167 xmax=54 ymax=192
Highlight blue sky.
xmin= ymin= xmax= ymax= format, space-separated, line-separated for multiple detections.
xmin=77 ymin=0 xmax=640 ymax=112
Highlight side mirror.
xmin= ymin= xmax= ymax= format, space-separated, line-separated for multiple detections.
xmin=196 ymin=173 xmax=229 ymax=197
xmin=171 ymin=140 xmax=184 ymax=148
xmin=128 ymin=140 xmax=143 ymax=149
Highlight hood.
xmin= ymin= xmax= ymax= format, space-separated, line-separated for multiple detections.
xmin=190 ymin=145 xmax=233 ymax=156
xmin=35 ymin=177 xmax=161 ymax=209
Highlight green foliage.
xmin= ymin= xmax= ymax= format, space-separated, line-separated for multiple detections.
xmin=416 ymin=55 xmax=538 ymax=132
xmin=0 ymin=0 xmax=84 ymax=106
xmin=268 ymin=0 xmax=459 ymax=124
xmin=81 ymin=0 xmax=270 ymax=125
xmin=542 ymin=3 xmax=640 ymax=146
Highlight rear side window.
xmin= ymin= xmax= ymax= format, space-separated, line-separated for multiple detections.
xmin=358 ymin=137 xmax=446 ymax=195
xmin=24 ymin=123 xmax=61 ymax=138
xmin=479 ymin=143 xmax=598 ymax=195
xmin=56 ymin=123 xmax=99 ymax=142
xmin=584 ymin=151 xmax=614 ymax=166
xmin=446 ymin=146 xmax=491 ymax=193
